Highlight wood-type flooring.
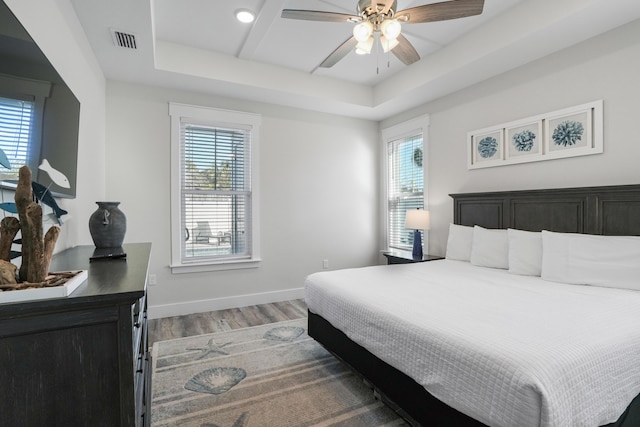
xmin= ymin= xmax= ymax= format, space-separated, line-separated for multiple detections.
xmin=148 ymin=299 xmax=307 ymax=346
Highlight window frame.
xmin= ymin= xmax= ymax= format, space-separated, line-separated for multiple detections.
xmin=169 ymin=103 xmax=261 ymax=273
xmin=382 ymin=114 xmax=430 ymax=252
xmin=0 ymin=73 xmax=50 ymax=182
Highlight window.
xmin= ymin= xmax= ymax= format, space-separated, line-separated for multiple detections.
xmin=382 ymin=115 xmax=429 ymax=251
xmin=169 ymin=103 xmax=261 ymax=273
xmin=0 ymin=72 xmax=50 ymax=180
xmin=0 ymin=96 xmax=34 ymax=175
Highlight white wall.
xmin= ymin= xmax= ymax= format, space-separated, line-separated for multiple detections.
xmin=105 ymin=82 xmax=379 ymax=318
xmin=382 ymin=19 xmax=640 ymax=256
xmin=6 ymin=0 xmax=106 ymax=249
xmin=14 ymin=0 xmax=639 ymax=319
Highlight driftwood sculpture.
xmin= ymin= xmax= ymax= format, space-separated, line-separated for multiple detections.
xmin=0 ymin=217 xmax=20 ymax=262
xmin=0 ymin=166 xmax=60 ymax=285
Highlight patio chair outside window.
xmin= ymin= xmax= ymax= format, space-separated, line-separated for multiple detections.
xmin=194 ymin=221 xmax=215 ymax=244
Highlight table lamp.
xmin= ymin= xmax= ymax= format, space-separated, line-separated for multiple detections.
xmin=405 ymin=208 xmax=430 ymax=259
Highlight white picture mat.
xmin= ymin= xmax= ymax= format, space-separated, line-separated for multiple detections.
xmin=506 ymin=120 xmax=542 ymax=159
xmin=471 ymin=129 xmax=504 ymax=166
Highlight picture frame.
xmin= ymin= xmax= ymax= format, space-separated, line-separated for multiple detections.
xmin=506 ymin=120 xmax=542 ymax=161
xmin=467 ymin=100 xmax=603 ymax=169
xmin=468 ymin=128 xmax=503 ymax=169
xmin=544 ymin=102 xmax=602 ymax=160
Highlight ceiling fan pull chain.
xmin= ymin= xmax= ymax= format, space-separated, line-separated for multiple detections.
xmin=383 ymin=37 xmax=391 ymax=69
xmin=376 ymin=32 xmax=380 ymax=74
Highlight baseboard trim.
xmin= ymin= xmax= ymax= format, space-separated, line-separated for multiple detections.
xmin=148 ymin=287 xmax=305 ymax=319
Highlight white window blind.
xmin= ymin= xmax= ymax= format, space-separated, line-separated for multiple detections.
xmin=180 ymin=122 xmax=252 ymax=262
xmin=387 ymin=134 xmax=424 ymax=250
xmin=0 ymin=96 xmax=34 ymax=176
xmin=169 ymin=103 xmax=261 ymax=273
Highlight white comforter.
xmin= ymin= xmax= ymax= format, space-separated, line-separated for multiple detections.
xmin=304 ymin=260 xmax=640 ymax=427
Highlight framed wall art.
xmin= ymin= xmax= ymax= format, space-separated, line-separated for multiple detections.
xmin=506 ymin=120 xmax=542 ymax=160
xmin=469 ymin=128 xmax=503 ymax=168
xmin=467 ymin=100 xmax=603 ymax=169
xmin=544 ymin=103 xmax=602 ymax=159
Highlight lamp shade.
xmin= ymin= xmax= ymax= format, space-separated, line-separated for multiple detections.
xmin=355 ymin=36 xmax=374 ymax=55
xmin=353 ymin=21 xmax=373 ymax=42
xmin=380 ymin=35 xmax=399 ymax=53
xmin=405 ymin=209 xmax=430 ymax=230
xmin=380 ymin=19 xmax=401 ymax=41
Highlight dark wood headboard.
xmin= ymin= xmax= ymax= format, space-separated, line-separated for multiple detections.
xmin=450 ymin=184 xmax=640 ymax=236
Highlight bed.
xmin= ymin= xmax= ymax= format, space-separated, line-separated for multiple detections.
xmin=305 ymin=184 xmax=640 ymax=427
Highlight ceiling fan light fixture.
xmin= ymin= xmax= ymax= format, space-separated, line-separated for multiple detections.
xmin=380 ymin=19 xmax=401 ymax=40
xmin=353 ymin=21 xmax=373 ymax=42
xmin=355 ymin=36 xmax=374 ymax=55
xmin=281 ymin=0 xmax=485 ymax=69
xmin=235 ymin=8 xmax=255 ymax=23
xmin=380 ymin=35 xmax=399 ymax=53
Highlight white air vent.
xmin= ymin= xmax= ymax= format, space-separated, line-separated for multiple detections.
xmin=110 ymin=29 xmax=138 ymax=49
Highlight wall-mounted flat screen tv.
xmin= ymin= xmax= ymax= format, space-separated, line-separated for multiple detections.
xmin=0 ymin=0 xmax=80 ymax=198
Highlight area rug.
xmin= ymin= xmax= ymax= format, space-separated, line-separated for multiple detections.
xmin=151 ymin=318 xmax=407 ymax=427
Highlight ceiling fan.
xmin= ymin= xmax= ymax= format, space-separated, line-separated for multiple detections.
xmin=281 ymin=0 xmax=485 ymax=68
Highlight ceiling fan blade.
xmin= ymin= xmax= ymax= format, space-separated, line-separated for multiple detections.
xmin=318 ymin=37 xmax=358 ymax=68
xmin=281 ymin=9 xmax=357 ymax=23
xmin=396 ymin=0 xmax=484 ymax=24
xmin=391 ymin=34 xmax=420 ymax=65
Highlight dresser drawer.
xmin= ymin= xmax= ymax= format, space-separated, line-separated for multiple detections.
xmin=132 ymin=295 xmax=147 ymax=369
xmin=132 ymin=294 xmax=149 ymax=427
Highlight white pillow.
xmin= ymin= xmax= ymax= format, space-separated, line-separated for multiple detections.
xmin=508 ymin=229 xmax=542 ymax=276
xmin=470 ymin=226 xmax=509 ymax=269
xmin=541 ymin=230 xmax=640 ymax=290
xmin=445 ymin=224 xmax=474 ymax=261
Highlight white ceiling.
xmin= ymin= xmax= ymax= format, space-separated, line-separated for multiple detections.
xmin=70 ymin=0 xmax=640 ymax=120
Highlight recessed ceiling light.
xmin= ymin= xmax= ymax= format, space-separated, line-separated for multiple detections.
xmin=235 ymin=9 xmax=255 ymax=23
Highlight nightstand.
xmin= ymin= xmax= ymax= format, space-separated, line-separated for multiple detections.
xmin=383 ymin=249 xmax=444 ymax=265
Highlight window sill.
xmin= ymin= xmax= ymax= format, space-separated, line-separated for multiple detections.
xmin=170 ymin=258 xmax=261 ymax=274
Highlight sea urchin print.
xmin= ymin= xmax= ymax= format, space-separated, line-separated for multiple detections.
xmin=477 ymin=136 xmax=498 ymax=159
xmin=512 ymin=129 xmax=536 ymax=152
xmin=552 ymin=120 xmax=584 ymax=147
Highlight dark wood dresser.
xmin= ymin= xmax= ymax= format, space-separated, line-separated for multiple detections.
xmin=0 ymin=242 xmax=152 ymax=427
